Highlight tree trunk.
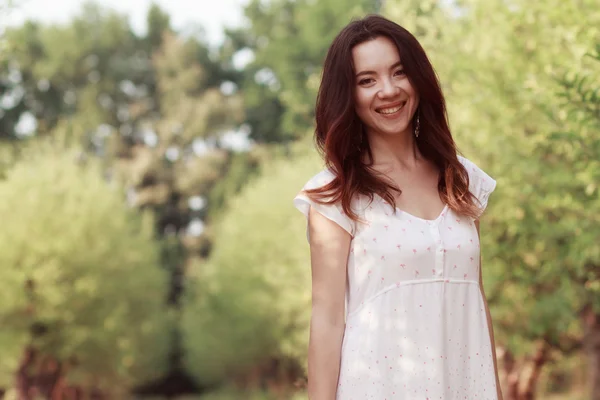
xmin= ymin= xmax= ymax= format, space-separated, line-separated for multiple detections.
xmin=521 ymin=340 xmax=550 ymax=400
xmin=501 ymin=343 xmax=550 ymax=400
xmin=502 ymin=348 xmax=520 ymax=400
xmin=582 ymin=303 xmax=600 ymax=400
xmin=15 ymin=346 xmax=36 ymax=400
xmin=14 ymin=346 xmax=74 ymax=400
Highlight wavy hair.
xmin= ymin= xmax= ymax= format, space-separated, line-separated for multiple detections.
xmin=305 ymin=14 xmax=482 ymax=223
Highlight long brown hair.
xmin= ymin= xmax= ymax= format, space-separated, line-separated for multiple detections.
xmin=305 ymin=14 xmax=481 ymax=223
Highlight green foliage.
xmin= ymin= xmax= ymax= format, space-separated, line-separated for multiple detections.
xmin=105 ymin=28 xmax=247 ymax=258
xmin=2 ymin=4 xmax=255 ymax=392
xmin=0 ymin=3 xmax=146 ymax=139
xmin=181 ymin=140 xmax=320 ymax=386
xmin=0 ymin=138 xmax=173 ymax=393
xmin=151 ymin=32 xmax=244 ymax=142
xmin=145 ymin=3 xmax=172 ymax=51
xmin=206 ymin=150 xmax=263 ymax=221
xmin=555 ymin=44 xmax=600 ymax=160
xmin=226 ymin=0 xmax=376 ymax=142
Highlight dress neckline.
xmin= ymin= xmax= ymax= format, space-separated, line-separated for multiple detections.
xmin=374 ymin=193 xmax=448 ymax=222
xmin=396 ymin=203 xmax=449 ymax=222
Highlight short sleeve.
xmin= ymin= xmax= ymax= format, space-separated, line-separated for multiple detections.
xmin=293 ymin=169 xmax=354 ymax=242
xmin=457 ymin=155 xmax=497 ymax=214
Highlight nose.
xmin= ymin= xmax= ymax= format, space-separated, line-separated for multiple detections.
xmin=377 ymin=77 xmax=401 ymax=99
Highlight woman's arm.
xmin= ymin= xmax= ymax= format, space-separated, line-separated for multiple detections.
xmin=475 ymin=219 xmax=504 ymax=400
xmin=306 ymin=206 xmax=351 ymax=400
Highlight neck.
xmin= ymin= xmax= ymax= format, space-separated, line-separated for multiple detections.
xmin=363 ymin=128 xmax=422 ymax=170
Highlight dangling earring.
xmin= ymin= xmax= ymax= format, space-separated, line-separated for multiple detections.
xmin=414 ymin=113 xmax=420 ymax=138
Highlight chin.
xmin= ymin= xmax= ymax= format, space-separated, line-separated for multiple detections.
xmin=375 ymin=124 xmax=409 ymax=136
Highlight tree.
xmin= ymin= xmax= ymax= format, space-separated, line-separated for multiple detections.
xmin=145 ymin=3 xmax=172 ymax=52
xmin=181 ymin=139 xmax=319 ymax=393
xmin=2 ymin=5 xmax=255 ymax=394
xmin=0 ymin=137 xmax=172 ymax=398
xmin=107 ymin=29 xmax=246 ymax=300
xmin=224 ymin=0 xmax=376 ymax=144
xmin=554 ymin=43 xmax=600 ymax=400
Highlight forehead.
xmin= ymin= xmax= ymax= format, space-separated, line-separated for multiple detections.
xmin=352 ymin=36 xmax=401 ymax=72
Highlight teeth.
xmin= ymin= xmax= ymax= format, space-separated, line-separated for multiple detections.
xmin=378 ymin=102 xmax=405 ymax=115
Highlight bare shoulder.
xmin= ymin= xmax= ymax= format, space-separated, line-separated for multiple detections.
xmin=308 ymin=205 xmax=352 ymax=247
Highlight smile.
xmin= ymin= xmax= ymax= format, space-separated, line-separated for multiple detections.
xmin=376 ymin=101 xmax=407 ymax=115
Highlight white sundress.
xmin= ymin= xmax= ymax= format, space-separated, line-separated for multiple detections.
xmin=293 ymin=155 xmax=498 ymax=400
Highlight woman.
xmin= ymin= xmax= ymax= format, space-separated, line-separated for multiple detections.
xmin=293 ymin=15 xmax=503 ymax=400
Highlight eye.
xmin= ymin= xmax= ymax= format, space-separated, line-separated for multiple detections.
xmin=394 ymin=69 xmax=405 ymax=76
xmin=358 ymin=78 xmax=374 ymax=85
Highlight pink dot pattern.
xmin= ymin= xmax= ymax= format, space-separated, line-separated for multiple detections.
xmin=294 ymin=155 xmax=498 ymax=399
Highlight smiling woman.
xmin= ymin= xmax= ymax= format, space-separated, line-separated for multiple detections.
xmin=353 ymin=39 xmax=418 ymax=139
xmin=293 ymin=14 xmax=503 ymax=400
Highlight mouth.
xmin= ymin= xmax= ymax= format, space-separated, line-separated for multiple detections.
xmin=375 ymin=101 xmax=407 ymax=115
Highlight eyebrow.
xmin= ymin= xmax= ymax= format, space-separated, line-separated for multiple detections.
xmin=355 ymin=61 xmax=403 ymax=79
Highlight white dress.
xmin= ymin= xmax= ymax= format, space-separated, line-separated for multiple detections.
xmin=294 ymin=155 xmax=498 ymax=400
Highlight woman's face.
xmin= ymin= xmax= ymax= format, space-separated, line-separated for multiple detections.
xmin=352 ymin=36 xmax=419 ymax=138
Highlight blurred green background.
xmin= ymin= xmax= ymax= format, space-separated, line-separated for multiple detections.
xmin=0 ymin=0 xmax=598 ymax=399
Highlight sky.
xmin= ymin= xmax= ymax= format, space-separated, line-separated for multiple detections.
xmin=4 ymin=0 xmax=250 ymax=46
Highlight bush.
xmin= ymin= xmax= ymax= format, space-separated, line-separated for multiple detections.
xmin=0 ymin=140 xmax=173 ymax=396
xmin=181 ymin=141 xmax=321 ymax=388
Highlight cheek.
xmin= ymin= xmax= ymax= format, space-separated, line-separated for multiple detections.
xmin=404 ymin=81 xmax=418 ymax=98
xmin=401 ymin=82 xmax=419 ymax=111
xmin=354 ymin=91 xmax=371 ymax=115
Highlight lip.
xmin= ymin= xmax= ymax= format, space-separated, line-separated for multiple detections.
xmin=375 ymin=101 xmax=406 ymax=113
